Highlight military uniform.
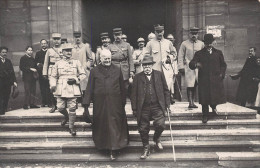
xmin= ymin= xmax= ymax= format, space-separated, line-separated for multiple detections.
xmin=49 ymin=43 xmax=86 ymax=135
xmin=146 ymin=38 xmax=176 ymax=72
xmin=178 ymin=39 xmax=204 ymax=87
xmin=132 ymin=37 xmax=146 ymax=74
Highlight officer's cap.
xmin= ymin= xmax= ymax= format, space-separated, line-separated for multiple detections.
xmin=52 ymin=33 xmax=61 ymax=39
xmin=167 ymin=34 xmax=174 ymax=39
xmin=62 ymin=43 xmax=73 ymax=50
xmin=61 ymin=38 xmax=68 ymax=43
xmin=137 ymin=37 xmax=145 ymax=43
xmin=100 ymin=32 xmax=109 ymax=38
xmin=73 ymin=31 xmax=81 ymax=38
xmin=154 ymin=24 xmax=164 ymax=31
xmin=189 ymin=27 xmax=200 ymax=33
xmin=113 ymin=28 xmax=122 ymax=34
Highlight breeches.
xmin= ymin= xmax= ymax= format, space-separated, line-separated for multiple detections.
xmin=139 ymin=103 xmax=165 ymax=134
xmin=57 ymin=97 xmax=77 ymax=112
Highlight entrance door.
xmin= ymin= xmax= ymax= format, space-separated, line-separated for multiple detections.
xmin=82 ymin=0 xmax=176 ymax=51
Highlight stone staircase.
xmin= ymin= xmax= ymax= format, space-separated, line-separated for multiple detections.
xmin=0 ymin=102 xmax=259 ymax=167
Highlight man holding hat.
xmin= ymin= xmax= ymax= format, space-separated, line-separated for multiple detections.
xmin=49 ymin=43 xmax=86 ymax=135
xmin=178 ymin=27 xmax=204 ymax=108
xmin=95 ymin=32 xmax=110 ymax=65
xmin=72 ymin=31 xmax=93 ymax=92
xmin=108 ymin=28 xmax=134 ymax=95
xmin=132 ymin=37 xmax=146 ymax=74
xmin=189 ymin=34 xmax=227 ymax=123
xmin=131 ymin=55 xmax=170 ymax=159
xmin=145 ymin=24 xmax=177 ymax=72
xmin=43 ymin=33 xmax=63 ymax=113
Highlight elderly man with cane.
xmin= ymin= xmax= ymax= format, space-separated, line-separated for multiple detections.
xmin=131 ymin=55 xmax=171 ymax=159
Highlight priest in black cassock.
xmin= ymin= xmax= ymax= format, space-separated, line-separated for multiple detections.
xmin=82 ymin=49 xmax=129 ymax=161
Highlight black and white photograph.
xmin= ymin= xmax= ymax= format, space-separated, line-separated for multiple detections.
xmin=0 ymin=0 xmax=260 ymax=167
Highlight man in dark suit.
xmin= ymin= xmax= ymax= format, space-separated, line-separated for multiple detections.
xmin=0 ymin=47 xmax=17 ymax=115
xmin=189 ymin=34 xmax=227 ymax=123
xmin=35 ymin=39 xmax=51 ymax=107
xmin=131 ymin=55 xmax=170 ymax=159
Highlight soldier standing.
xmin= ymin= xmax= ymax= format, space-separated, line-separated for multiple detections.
xmin=42 ymin=33 xmax=63 ymax=113
xmin=122 ymin=34 xmax=134 ymax=53
xmin=178 ymin=27 xmax=204 ymax=108
xmin=71 ymin=31 xmax=93 ymax=92
xmin=132 ymin=37 xmax=146 ymax=74
xmin=108 ymin=28 xmax=134 ymax=95
xmin=95 ymin=32 xmax=110 ymax=65
xmin=49 ymin=43 xmax=86 ymax=136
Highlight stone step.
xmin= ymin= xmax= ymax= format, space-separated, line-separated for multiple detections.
xmin=0 ymin=129 xmax=259 ymax=142
xmin=0 ymin=152 xmax=259 ymax=167
xmin=0 ymin=118 xmax=259 ymax=132
xmin=1 ymin=140 xmax=258 ymax=154
xmin=0 ymin=102 xmax=257 ymax=123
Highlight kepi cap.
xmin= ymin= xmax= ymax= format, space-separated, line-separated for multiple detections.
xmin=137 ymin=37 xmax=145 ymax=43
xmin=189 ymin=27 xmax=200 ymax=33
xmin=62 ymin=43 xmax=73 ymax=50
xmin=122 ymin=34 xmax=127 ymax=39
xmin=52 ymin=33 xmax=61 ymax=39
xmin=100 ymin=32 xmax=109 ymax=38
xmin=154 ymin=24 xmax=164 ymax=31
xmin=113 ymin=28 xmax=122 ymax=34
xmin=73 ymin=31 xmax=81 ymax=38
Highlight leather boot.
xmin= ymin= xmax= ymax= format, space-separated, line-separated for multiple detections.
xmin=69 ymin=112 xmax=77 ymax=136
xmin=59 ymin=109 xmax=69 ymax=126
xmin=110 ymin=150 xmax=116 ymax=161
xmin=153 ymin=130 xmax=163 ymax=150
xmin=191 ymin=89 xmax=198 ymax=108
xmin=202 ymin=105 xmax=209 ymax=123
xmin=140 ymin=145 xmax=150 ymax=159
xmin=187 ymin=88 xmax=192 ymax=108
xmin=49 ymin=105 xmax=57 ymax=113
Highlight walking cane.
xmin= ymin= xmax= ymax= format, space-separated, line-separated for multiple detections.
xmin=167 ymin=107 xmax=176 ymax=162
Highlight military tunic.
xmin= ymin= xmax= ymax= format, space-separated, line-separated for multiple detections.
xmin=42 ymin=47 xmax=63 ymax=77
xmin=178 ymin=39 xmax=204 ymax=87
xmin=72 ymin=43 xmax=92 ymax=91
xmin=49 ymin=58 xmax=86 ymax=111
xmin=108 ymin=41 xmax=134 ymax=80
xmin=145 ymin=38 xmax=176 ymax=72
xmin=132 ymin=48 xmax=146 ymax=74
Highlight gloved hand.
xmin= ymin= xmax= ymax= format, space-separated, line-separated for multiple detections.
xmin=67 ymin=78 xmax=76 ymax=85
xmin=133 ymin=110 xmax=137 ymax=117
xmin=83 ymin=107 xmax=93 ymax=124
xmin=179 ymin=69 xmax=185 ymax=75
xmin=43 ymin=75 xmax=48 ymax=80
xmin=50 ymin=86 xmax=56 ymax=93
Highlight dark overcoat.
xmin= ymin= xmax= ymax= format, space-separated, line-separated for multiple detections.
xmin=82 ymin=64 xmax=129 ymax=150
xmin=131 ymin=70 xmax=170 ymax=125
xmin=236 ymin=56 xmax=259 ymax=104
xmin=189 ymin=47 xmax=227 ymax=105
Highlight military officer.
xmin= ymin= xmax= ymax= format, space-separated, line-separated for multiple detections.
xmin=72 ymin=31 xmax=92 ymax=92
xmin=49 ymin=43 xmax=86 ymax=136
xmin=43 ymin=33 xmax=63 ymax=113
xmin=167 ymin=34 xmax=175 ymax=46
xmin=147 ymin=32 xmax=156 ymax=41
xmin=108 ymin=28 xmax=134 ymax=95
xmin=61 ymin=38 xmax=68 ymax=44
xmin=178 ymin=27 xmax=204 ymax=108
xmin=145 ymin=24 xmax=177 ymax=72
xmin=122 ymin=34 xmax=134 ymax=53
xmin=132 ymin=37 xmax=146 ymax=74
xmin=95 ymin=32 xmax=110 ymax=65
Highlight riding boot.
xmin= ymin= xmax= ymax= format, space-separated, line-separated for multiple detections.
xmin=59 ymin=109 xmax=69 ymax=126
xmin=69 ymin=112 xmax=77 ymax=136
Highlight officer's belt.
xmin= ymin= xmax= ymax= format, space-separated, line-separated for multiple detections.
xmin=112 ymin=58 xmax=128 ymax=62
xmin=49 ymin=62 xmax=55 ymax=65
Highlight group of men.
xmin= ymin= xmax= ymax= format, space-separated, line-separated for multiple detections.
xmin=5 ymin=23 xmax=257 ymax=160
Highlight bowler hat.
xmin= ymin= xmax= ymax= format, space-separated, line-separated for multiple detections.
xmin=203 ymin=34 xmax=215 ymax=44
xmin=73 ymin=31 xmax=81 ymax=38
xmin=141 ymin=55 xmax=156 ymax=64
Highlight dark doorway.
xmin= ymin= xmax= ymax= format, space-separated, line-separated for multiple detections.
xmin=82 ymin=0 xmax=176 ymax=51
